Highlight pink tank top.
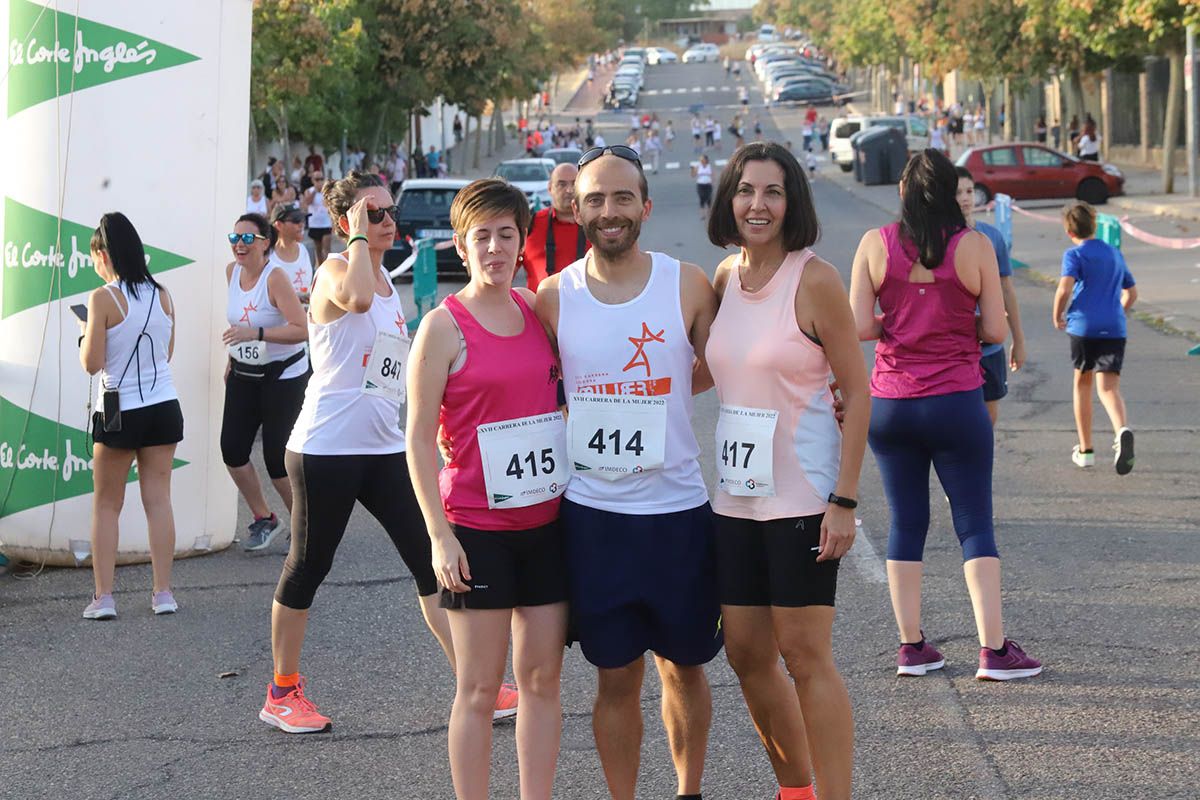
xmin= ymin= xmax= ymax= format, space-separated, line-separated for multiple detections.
xmin=438 ymin=292 xmax=561 ymax=530
xmin=870 ymin=224 xmax=983 ymax=399
xmin=706 ymin=250 xmax=842 ymax=520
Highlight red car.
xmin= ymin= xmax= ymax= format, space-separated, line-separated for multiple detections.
xmin=955 ymin=143 xmax=1124 ymax=206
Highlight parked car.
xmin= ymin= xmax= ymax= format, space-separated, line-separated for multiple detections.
xmin=758 ymin=23 xmax=779 ymax=42
xmin=772 ymin=79 xmax=835 ymax=106
xmin=645 ymin=46 xmax=678 ymax=65
xmin=623 ymin=47 xmax=646 ymax=63
xmin=956 ymin=144 xmax=1125 ymax=205
xmin=542 ymin=147 xmax=583 ymax=167
xmin=493 ymin=158 xmax=554 ymax=207
xmin=831 ymin=115 xmax=930 ymax=170
xmin=387 ymin=178 xmax=470 ymax=276
xmin=615 ymin=64 xmax=645 ymax=90
xmin=682 ymin=43 xmax=720 ymax=63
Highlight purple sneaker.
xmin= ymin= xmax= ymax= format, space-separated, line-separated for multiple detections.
xmin=896 ymin=635 xmax=945 ymax=676
xmin=976 ymin=639 xmax=1043 ymax=681
xmin=83 ymin=593 xmax=116 ymax=620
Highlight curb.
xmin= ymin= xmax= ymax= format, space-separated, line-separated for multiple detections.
xmin=1109 ymin=196 xmax=1200 ymax=224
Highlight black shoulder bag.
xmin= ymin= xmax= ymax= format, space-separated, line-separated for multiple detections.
xmin=102 ymin=287 xmax=159 ymax=433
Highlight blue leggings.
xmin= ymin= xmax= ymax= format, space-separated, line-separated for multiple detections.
xmin=868 ymin=389 xmax=999 ymax=563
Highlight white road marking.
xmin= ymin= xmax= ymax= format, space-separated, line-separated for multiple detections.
xmin=664 ymin=162 xmax=681 ymax=170
xmin=691 ymin=87 xmax=702 ymax=93
xmin=662 ymin=88 xmax=673 ymax=94
xmin=715 ymin=159 xmax=729 ymax=167
xmin=847 ymin=520 xmax=887 ymax=584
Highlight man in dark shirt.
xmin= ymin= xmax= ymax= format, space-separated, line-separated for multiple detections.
xmin=522 ymin=163 xmax=589 ymax=291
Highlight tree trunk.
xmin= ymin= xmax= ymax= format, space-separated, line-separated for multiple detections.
xmin=368 ymin=107 xmax=387 ymax=168
xmin=473 ymin=115 xmax=482 ymax=170
xmin=248 ymin=119 xmax=258 ymax=183
xmin=267 ymin=105 xmax=291 ymax=171
xmin=1163 ymin=45 xmax=1184 ymax=194
xmin=1003 ymin=78 xmax=1013 ymax=141
xmin=495 ymin=105 xmax=507 ymax=147
xmin=485 ymin=109 xmax=495 ymax=157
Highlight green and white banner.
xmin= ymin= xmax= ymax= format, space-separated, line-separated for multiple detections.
xmin=0 ymin=1 xmax=251 ymax=566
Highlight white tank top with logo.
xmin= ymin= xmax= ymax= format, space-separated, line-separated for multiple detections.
xmin=98 ymin=281 xmax=177 ymax=411
xmin=226 ymin=263 xmax=308 ymax=380
xmin=268 ymin=245 xmax=314 ymax=297
xmin=286 ymin=253 xmax=409 ymax=455
xmin=557 ymin=252 xmax=708 ymax=514
xmin=307 ymin=189 xmax=332 ymax=228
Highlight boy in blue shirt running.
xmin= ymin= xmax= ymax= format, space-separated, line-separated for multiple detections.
xmin=1052 ymin=202 xmax=1137 ymax=474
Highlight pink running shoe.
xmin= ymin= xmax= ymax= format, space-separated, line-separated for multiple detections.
xmin=896 ymin=635 xmax=945 ymax=676
xmin=259 ymin=680 xmax=332 ymax=733
xmin=976 ymin=640 xmax=1043 ymax=681
xmin=83 ymin=594 xmax=116 ymax=620
xmin=493 ymin=682 xmax=518 ymax=721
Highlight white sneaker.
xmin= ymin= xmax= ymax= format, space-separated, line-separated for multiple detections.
xmin=152 ymin=590 xmax=178 ymax=615
xmin=1071 ymin=446 xmax=1095 ymax=468
xmin=1114 ymin=428 xmax=1135 ymax=475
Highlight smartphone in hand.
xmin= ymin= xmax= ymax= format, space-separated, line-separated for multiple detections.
xmin=70 ymin=304 xmax=88 ymax=322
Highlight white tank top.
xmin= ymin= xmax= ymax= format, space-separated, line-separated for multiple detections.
xmin=695 ymin=163 xmax=713 ymax=185
xmin=557 ymin=252 xmax=708 ymax=514
xmin=268 ymin=245 xmax=314 ymax=297
xmin=286 ymin=254 xmax=408 ymax=455
xmin=226 ymin=262 xmax=308 ymax=380
xmin=98 ymin=281 xmax=177 ymax=411
xmin=307 ymin=189 xmax=332 ymax=228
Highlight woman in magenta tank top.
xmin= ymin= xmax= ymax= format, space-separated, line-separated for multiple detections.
xmin=849 ymin=150 xmax=1042 ymax=682
xmin=705 ymin=143 xmax=870 ymax=800
xmin=406 ymin=179 xmax=568 ymax=800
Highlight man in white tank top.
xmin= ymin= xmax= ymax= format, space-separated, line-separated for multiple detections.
xmin=535 ymin=147 xmax=722 ymax=800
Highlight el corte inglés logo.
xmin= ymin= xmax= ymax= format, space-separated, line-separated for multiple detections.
xmin=2 ymin=197 xmax=191 ymax=319
xmin=6 ymin=0 xmax=200 ymax=117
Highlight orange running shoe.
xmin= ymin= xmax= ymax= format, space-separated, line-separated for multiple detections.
xmin=493 ymin=682 xmax=518 ymax=721
xmin=259 ymin=680 xmax=332 ymax=733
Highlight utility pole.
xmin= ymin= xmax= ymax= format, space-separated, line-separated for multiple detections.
xmin=1188 ymin=25 xmax=1198 ymax=197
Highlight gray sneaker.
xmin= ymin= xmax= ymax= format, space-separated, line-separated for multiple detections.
xmin=243 ymin=515 xmax=282 ymax=551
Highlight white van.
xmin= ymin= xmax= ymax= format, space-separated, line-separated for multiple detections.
xmin=829 ymin=115 xmax=930 ymax=171
xmin=758 ymin=24 xmax=778 ymax=42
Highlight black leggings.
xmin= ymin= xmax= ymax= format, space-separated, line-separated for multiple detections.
xmin=220 ymin=372 xmax=306 ymax=479
xmin=275 ymin=450 xmax=439 ymax=610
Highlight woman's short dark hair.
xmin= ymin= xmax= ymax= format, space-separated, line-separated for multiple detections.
xmin=707 ymin=142 xmax=819 ymax=251
xmin=898 ymin=149 xmax=966 ymax=269
xmin=323 ymin=170 xmax=385 ymax=240
xmin=236 ymin=212 xmax=277 ymax=252
xmin=89 ymin=212 xmax=159 ymax=299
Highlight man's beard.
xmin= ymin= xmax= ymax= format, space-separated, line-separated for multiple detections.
xmin=583 ymin=215 xmax=642 ymax=258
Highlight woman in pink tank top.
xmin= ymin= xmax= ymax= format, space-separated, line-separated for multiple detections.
xmin=406 ymin=179 xmax=568 ymax=800
xmin=705 ymin=142 xmax=870 ymax=800
xmin=850 ymin=149 xmax=1042 ymax=682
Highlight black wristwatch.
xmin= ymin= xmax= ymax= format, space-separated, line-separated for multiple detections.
xmin=827 ymin=493 xmax=858 ymax=509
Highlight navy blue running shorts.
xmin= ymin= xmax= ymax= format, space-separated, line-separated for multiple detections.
xmin=561 ymin=498 xmax=724 ymax=669
xmin=980 ymin=347 xmax=1009 ymax=402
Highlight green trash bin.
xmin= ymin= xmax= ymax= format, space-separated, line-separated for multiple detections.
xmin=408 ymin=238 xmax=438 ymax=335
xmin=1096 ymin=213 xmax=1121 ymax=249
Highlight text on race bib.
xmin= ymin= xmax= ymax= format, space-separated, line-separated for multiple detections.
xmin=567 ymin=393 xmax=667 ymax=481
xmin=361 ymin=330 xmax=409 ymax=403
xmin=477 ymin=412 xmax=568 ymax=509
xmin=715 ymin=405 xmax=778 ymax=497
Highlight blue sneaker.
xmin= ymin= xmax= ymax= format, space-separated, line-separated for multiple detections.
xmin=244 ymin=514 xmax=282 ymax=551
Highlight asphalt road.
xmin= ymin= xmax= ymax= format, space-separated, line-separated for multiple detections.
xmin=2 ymin=59 xmax=1197 ymax=800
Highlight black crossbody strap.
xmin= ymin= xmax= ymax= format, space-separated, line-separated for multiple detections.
xmin=114 ymin=286 xmax=158 ymax=402
xmin=544 ymin=211 xmax=556 ymax=276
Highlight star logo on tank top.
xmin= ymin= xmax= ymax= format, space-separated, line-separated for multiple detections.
xmin=239 ymin=302 xmax=258 ymax=324
xmin=623 ymin=322 xmax=665 ymax=376
xmin=575 ymin=321 xmax=673 ymax=397
xmin=293 ymin=269 xmax=308 ymax=292
xmin=395 ymin=311 xmax=406 ymax=331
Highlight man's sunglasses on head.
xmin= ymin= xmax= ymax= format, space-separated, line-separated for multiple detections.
xmin=578 ymin=145 xmax=642 ymax=167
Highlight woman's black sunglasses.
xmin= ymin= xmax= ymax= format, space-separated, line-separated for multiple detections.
xmin=366 ymin=205 xmax=398 ymax=224
xmin=578 ymin=145 xmax=642 ymax=167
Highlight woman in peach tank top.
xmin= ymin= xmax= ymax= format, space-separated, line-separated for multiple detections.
xmin=705 ymin=142 xmax=870 ymax=800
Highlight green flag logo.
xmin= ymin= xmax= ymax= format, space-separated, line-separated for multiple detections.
xmin=0 ymin=394 xmax=188 ymax=519
xmin=6 ymin=0 xmax=200 ymax=117
xmin=2 ymin=197 xmax=191 ymax=319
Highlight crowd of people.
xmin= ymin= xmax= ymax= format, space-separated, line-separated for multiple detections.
xmin=74 ymin=133 xmax=1144 ymax=798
